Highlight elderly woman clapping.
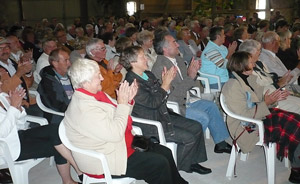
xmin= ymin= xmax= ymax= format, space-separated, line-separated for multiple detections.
xmin=64 ymin=58 xmax=187 ymax=184
xmin=222 ymin=51 xmax=300 ymax=183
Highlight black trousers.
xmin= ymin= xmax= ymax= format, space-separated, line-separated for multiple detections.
xmin=124 ymin=143 xmax=186 ymax=184
xmin=16 ymin=123 xmax=66 ymax=165
xmin=134 ymin=112 xmax=207 ymax=172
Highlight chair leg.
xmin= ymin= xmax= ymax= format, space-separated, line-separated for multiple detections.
xmin=264 ymin=143 xmax=276 ymax=184
xmin=205 ymin=129 xmax=210 ymax=139
xmin=13 ymin=166 xmax=29 ymax=184
xmin=284 ymin=157 xmax=290 ymax=168
xmin=49 ymin=156 xmax=55 ymax=167
xmin=226 ymin=146 xmax=237 ymax=180
xmin=240 ymin=152 xmax=249 ymax=161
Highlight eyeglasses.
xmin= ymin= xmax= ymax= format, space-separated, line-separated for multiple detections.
xmin=93 ymin=47 xmax=106 ymax=51
xmin=0 ymin=46 xmax=9 ymax=52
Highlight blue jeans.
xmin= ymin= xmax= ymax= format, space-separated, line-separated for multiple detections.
xmin=186 ymin=99 xmax=229 ymax=144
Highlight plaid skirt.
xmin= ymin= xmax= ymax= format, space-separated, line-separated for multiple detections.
xmin=264 ymin=108 xmax=300 ymax=162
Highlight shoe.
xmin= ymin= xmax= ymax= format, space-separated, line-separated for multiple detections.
xmin=189 ymin=164 xmax=212 ymax=175
xmin=214 ymin=142 xmax=232 ymax=154
xmin=289 ymin=169 xmax=300 ymax=183
xmin=0 ymin=169 xmax=12 ymax=184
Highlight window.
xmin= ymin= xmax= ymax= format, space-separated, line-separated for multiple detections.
xmin=127 ymin=1 xmax=136 ymax=16
xmin=256 ymin=0 xmax=266 ymax=19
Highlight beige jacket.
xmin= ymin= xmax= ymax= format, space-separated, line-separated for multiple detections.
xmin=63 ymin=91 xmax=133 ymax=175
xmin=222 ymin=72 xmax=270 ymax=153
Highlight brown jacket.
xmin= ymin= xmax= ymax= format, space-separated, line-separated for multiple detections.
xmin=98 ymin=59 xmax=122 ymax=99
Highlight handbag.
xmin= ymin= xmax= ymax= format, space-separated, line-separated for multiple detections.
xmin=131 ymin=135 xmax=160 ymax=152
xmin=131 ymin=135 xmax=150 ymax=152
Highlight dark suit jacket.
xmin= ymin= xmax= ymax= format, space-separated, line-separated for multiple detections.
xmin=151 ymin=55 xmax=197 ymax=115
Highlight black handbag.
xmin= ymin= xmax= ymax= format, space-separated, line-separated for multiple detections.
xmin=131 ymin=135 xmax=160 ymax=152
xmin=131 ymin=135 xmax=150 ymax=152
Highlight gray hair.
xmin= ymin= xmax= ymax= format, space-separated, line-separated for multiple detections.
xmin=189 ymin=20 xmax=199 ymax=30
xmin=86 ymin=38 xmax=103 ymax=57
xmin=119 ymin=46 xmax=143 ymax=71
xmin=68 ymin=58 xmax=99 ymax=89
xmin=239 ymin=39 xmax=261 ymax=54
xmin=137 ymin=30 xmax=154 ymax=45
xmin=153 ymin=29 xmax=170 ymax=55
xmin=261 ymin=31 xmax=279 ymax=44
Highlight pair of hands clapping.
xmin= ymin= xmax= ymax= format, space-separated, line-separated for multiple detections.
xmin=117 ymin=79 xmax=138 ymax=104
xmin=6 ymin=88 xmax=26 ymax=111
xmin=264 ymin=88 xmax=289 ymax=106
xmin=161 ymin=66 xmax=177 ymax=91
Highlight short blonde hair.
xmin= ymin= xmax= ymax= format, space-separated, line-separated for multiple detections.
xmin=137 ymin=30 xmax=154 ymax=45
xmin=177 ymin=26 xmax=189 ymax=40
xmin=68 ymin=58 xmax=99 ymax=89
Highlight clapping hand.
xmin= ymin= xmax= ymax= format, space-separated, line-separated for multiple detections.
xmin=161 ymin=66 xmax=177 ymax=91
xmin=187 ymin=57 xmax=201 ymax=79
xmin=264 ymin=89 xmax=288 ymax=106
xmin=117 ymin=80 xmax=138 ymax=104
xmin=7 ymin=87 xmax=26 ymax=111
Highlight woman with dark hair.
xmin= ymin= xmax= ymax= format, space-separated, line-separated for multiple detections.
xmin=222 ymin=51 xmax=300 ymax=183
xmin=121 ymin=45 xmax=212 ymax=176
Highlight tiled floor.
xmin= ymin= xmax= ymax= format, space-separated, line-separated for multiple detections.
xmin=28 ymin=137 xmax=293 ymax=184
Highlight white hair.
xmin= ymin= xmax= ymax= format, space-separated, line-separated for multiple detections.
xmin=68 ymin=58 xmax=99 ymax=89
xmin=261 ymin=31 xmax=279 ymax=44
xmin=85 ymin=38 xmax=103 ymax=57
xmin=239 ymin=39 xmax=261 ymax=54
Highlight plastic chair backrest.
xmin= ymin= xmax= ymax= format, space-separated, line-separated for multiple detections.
xmin=59 ymin=122 xmax=137 ymax=184
xmin=36 ymin=93 xmax=64 ymax=116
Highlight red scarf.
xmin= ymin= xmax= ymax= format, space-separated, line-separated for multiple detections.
xmin=76 ymin=88 xmax=135 ymax=178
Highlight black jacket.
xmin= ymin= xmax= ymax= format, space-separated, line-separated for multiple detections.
xmin=37 ymin=65 xmax=73 ymax=124
xmin=125 ymin=70 xmax=175 ymax=137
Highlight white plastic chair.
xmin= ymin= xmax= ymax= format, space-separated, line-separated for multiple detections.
xmin=58 ymin=122 xmax=136 ymax=184
xmin=0 ymin=115 xmax=49 ymax=184
xmin=131 ymin=116 xmax=178 ymax=165
xmin=166 ymin=100 xmax=211 ymax=140
xmin=220 ymin=93 xmax=276 ymax=184
xmin=35 ymin=93 xmax=65 ymax=117
xmin=198 ymin=71 xmax=222 ymax=94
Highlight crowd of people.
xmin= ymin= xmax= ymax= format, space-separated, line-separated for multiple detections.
xmin=1 ymin=10 xmax=300 ymax=183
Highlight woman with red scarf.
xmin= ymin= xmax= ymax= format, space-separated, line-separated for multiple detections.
xmin=63 ymin=58 xmax=187 ymax=184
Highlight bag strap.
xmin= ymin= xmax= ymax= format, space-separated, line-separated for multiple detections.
xmin=232 ymin=128 xmax=246 ymax=177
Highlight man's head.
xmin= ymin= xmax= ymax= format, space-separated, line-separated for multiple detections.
xmin=153 ymin=29 xmax=179 ymax=58
xmin=86 ymin=38 xmax=107 ymax=61
xmin=209 ymin=26 xmax=225 ymax=45
xmin=6 ymin=35 xmax=21 ymax=53
xmin=49 ymin=49 xmax=71 ymax=76
xmin=275 ymin=19 xmax=289 ymax=33
xmin=261 ymin=31 xmax=280 ymax=53
xmin=0 ymin=37 xmax=10 ymax=62
xmin=42 ymin=38 xmax=57 ymax=55
xmin=55 ymin=29 xmax=67 ymax=44
xmin=189 ymin=20 xmax=200 ymax=33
